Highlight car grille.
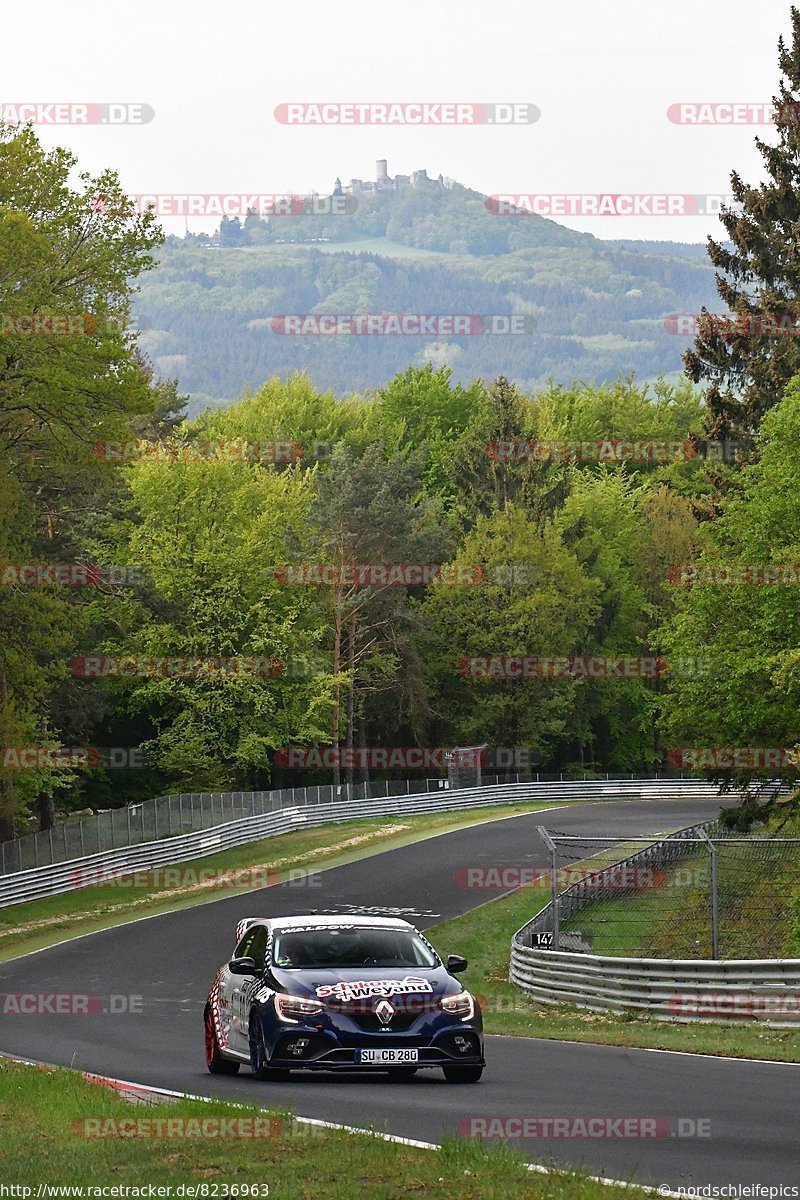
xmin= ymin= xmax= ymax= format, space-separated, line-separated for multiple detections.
xmin=351 ymin=1013 xmax=419 ymax=1033
xmin=329 ymin=998 xmax=439 ymax=1033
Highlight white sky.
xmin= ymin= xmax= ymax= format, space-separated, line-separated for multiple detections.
xmin=1 ymin=0 xmax=793 ymax=241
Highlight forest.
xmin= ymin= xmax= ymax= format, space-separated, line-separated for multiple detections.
xmin=3 ymin=7 xmax=800 ymax=839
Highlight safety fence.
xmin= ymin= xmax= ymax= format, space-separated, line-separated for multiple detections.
xmin=510 ymin=818 xmax=800 ymax=1023
xmin=0 ymin=770 xmax=701 ymax=876
xmin=0 ymin=776 xmax=718 ymax=909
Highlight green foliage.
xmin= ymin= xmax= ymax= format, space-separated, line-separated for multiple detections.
xmin=0 ymin=122 xmax=163 ymax=834
xmin=419 ymin=504 xmax=600 ymax=759
xmin=685 ymin=6 xmax=800 ymax=447
xmin=659 ymin=377 xmax=800 ymax=792
xmin=137 ymin=199 xmax=720 ymax=405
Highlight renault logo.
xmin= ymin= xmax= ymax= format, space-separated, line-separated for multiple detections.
xmin=375 ymin=1000 xmax=394 ymax=1026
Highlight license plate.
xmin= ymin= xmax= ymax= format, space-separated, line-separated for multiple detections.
xmin=357 ymin=1048 xmax=419 ymax=1064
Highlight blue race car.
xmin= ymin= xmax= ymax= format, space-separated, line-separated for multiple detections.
xmin=204 ymin=914 xmax=484 ymax=1082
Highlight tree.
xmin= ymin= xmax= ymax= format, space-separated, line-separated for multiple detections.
xmin=555 ymin=471 xmax=658 ymax=769
xmin=0 ymin=122 xmax=163 ymax=839
xmin=102 ymin=456 xmax=334 ymax=791
xmin=659 ymin=376 xmax=800 ymax=816
xmin=443 ymin=375 xmax=569 ymax=525
xmin=308 ymin=443 xmax=445 ymax=787
xmin=419 ymin=504 xmax=600 ymax=765
xmin=685 ymin=8 xmax=800 ymax=449
xmin=376 ymin=364 xmax=488 ymax=500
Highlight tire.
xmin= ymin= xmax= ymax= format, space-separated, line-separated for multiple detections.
xmin=204 ymin=1008 xmax=239 ymax=1075
xmin=442 ymin=1064 xmax=483 ymax=1083
xmin=249 ymin=1011 xmax=290 ymax=1081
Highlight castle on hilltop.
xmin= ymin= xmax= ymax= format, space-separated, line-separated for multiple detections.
xmin=334 ymin=160 xmax=447 ymax=196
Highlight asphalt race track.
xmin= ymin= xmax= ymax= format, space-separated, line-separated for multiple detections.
xmin=2 ymin=797 xmax=799 ymax=1189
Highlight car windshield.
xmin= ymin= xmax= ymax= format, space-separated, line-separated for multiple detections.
xmin=272 ymin=926 xmax=439 ymax=969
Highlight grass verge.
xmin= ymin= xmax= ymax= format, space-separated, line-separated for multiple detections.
xmin=0 ymin=1058 xmax=648 ymax=1198
xmin=560 ymin=826 xmax=800 ymax=961
xmin=426 ymin=851 xmax=800 ymax=1063
xmin=0 ymin=800 xmax=572 ymax=963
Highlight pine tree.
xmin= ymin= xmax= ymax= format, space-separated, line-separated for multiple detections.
xmin=685 ymin=6 xmax=800 ymax=450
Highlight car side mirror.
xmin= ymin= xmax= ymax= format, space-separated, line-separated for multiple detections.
xmin=229 ymin=956 xmax=258 ymax=975
xmin=446 ymin=954 xmax=468 ymax=974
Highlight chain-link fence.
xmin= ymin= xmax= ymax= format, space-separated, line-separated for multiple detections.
xmin=533 ymin=823 xmax=800 ymax=960
xmin=1 ymin=770 xmax=698 ymax=876
xmin=0 ymin=769 xmax=549 ymax=876
xmin=0 ymin=777 xmax=450 ymax=875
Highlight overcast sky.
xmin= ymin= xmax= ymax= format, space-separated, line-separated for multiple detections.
xmin=2 ymin=0 xmax=794 ymax=241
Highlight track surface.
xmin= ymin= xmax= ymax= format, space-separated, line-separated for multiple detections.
xmin=2 ymin=797 xmax=798 ymax=1189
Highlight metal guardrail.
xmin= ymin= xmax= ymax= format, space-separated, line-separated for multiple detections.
xmin=2 ymin=775 xmax=465 ymax=875
xmin=509 ymin=944 xmax=800 ymax=1025
xmin=0 ymin=769 xmax=701 ymax=876
xmin=0 ymin=777 xmax=717 ymax=910
xmin=510 ymin=819 xmax=800 ymax=1024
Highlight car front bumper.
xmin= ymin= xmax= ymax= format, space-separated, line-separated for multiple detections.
xmin=259 ymin=1010 xmax=484 ymax=1070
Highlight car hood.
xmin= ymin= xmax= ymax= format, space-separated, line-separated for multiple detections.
xmin=270 ymin=964 xmax=460 ymax=1002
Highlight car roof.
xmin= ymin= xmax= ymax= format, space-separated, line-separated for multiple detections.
xmin=266 ymin=914 xmax=416 ymax=931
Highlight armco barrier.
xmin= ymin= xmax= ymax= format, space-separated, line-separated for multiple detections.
xmin=0 ymin=777 xmax=717 ymax=910
xmin=0 ymin=770 xmax=707 ymax=875
xmin=509 ymin=943 xmax=800 ymax=1025
xmin=510 ymin=818 xmax=800 ymax=1025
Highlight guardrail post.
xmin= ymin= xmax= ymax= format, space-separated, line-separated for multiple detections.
xmin=537 ymin=826 xmax=559 ymax=951
xmin=698 ymin=829 xmax=720 ymax=959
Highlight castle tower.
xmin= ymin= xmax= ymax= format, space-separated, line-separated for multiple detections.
xmin=376 ymin=159 xmax=389 ymax=184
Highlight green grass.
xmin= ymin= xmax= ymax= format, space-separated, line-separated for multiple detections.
xmin=559 ymin=852 xmax=714 ymax=958
xmin=426 ymin=861 xmax=800 ymax=1063
xmin=558 ymin=837 xmax=800 ymax=961
xmin=0 ymin=1059 xmax=649 ymax=1198
xmin=311 ymin=237 xmax=455 ymax=260
xmin=0 ymin=800 xmax=573 ymax=963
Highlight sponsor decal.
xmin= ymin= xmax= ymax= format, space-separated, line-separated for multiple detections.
xmin=315 ymin=976 xmax=434 ymax=1002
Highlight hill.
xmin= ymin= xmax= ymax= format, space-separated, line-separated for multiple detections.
xmin=132 ymin=177 xmax=720 ymax=412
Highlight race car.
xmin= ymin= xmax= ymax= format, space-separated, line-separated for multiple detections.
xmin=204 ymin=913 xmax=484 ymax=1082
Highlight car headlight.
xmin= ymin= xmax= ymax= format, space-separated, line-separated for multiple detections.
xmin=274 ymin=993 xmax=324 ymax=1023
xmin=439 ymin=990 xmax=474 ymax=1020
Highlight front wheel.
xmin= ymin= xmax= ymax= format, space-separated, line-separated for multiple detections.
xmin=443 ymin=1064 xmax=483 ymax=1083
xmin=204 ymin=1008 xmax=239 ymax=1075
xmin=248 ymin=1011 xmax=290 ymax=1081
